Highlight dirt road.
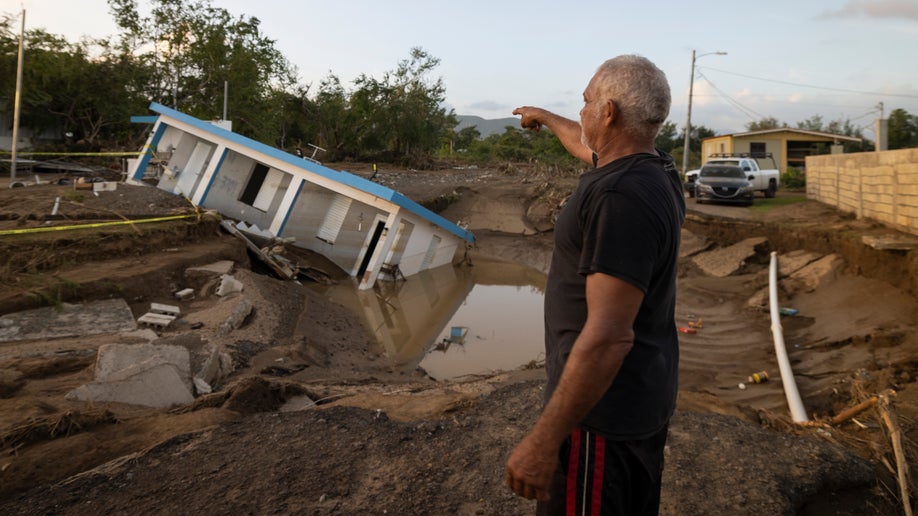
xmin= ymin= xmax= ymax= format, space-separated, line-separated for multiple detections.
xmin=1 ymin=165 xmax=916 ymax=514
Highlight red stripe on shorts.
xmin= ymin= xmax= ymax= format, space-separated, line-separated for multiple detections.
xmin=566 ymin=428 xmax=581 ymax=516
xmin=590 ymin=433 xmax=606 ymax=516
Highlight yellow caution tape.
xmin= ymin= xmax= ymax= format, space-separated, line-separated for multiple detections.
xmin=0 ymin=213 xmax=200 ymax=236
xmin=0 ymin=151 xmax=150 ymax=157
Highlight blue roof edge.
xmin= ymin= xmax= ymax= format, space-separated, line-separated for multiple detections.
xmin=146 ymin=102 xmax=473 ymax=243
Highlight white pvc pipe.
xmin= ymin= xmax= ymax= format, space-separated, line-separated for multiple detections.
xmin=769 ymin=251 xmax=809 ymax=423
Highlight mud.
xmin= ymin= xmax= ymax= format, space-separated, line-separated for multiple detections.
xmin=0 ymin=166 xmax=916 ymax=514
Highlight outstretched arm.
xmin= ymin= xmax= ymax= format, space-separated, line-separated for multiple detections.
xmin=513 ymin=106 xmax=593 ymax=165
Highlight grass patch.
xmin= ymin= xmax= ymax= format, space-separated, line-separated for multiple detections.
xmin=749 ymin=194 xmax=807 ymax=213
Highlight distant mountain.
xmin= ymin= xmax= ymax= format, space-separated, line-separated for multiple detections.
xmin=455 ymin=115 xmax=521 ymax=138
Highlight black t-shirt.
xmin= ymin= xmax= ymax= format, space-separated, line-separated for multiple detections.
xmin=544 ymin=150 xmax=685 ymax=439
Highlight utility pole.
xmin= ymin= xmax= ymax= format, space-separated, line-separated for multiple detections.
xmin=10 ymin=9 xmax=25 ymax=186
xmin=681 ymin=50 xmax=726 ymax=176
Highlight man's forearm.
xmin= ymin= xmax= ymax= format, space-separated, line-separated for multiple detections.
xmin=538 ymin=113 xmax=591 ymax=164
xmin=515 ymin=107 xmax=593 ymax=164
xmin=530 ymin=335 xmax=633 ymax=448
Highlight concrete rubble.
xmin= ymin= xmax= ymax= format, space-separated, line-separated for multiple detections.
xmin=67 ymin=343 xmax=195 ymax=408
xmin=217 ymin=297 xmax=253 ymax=336
xmin=691 ymin=236 xmax=768 ymax=278
xmin=746 ymin=252 xmax=843 ymax=309
xmin=8 ymin=259 xmax=255 ymax=408
xmin=0 ymin=299 xmax=137 ymax=343
xmin=216 ymin=274 xmax=245 ymax=296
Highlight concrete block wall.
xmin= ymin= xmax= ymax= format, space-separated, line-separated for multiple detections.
xmin=806 ymin=149 xmax=918 ymax=236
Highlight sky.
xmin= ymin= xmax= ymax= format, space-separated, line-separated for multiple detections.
xmin=4 ymin=0 xmax=918 ymax=138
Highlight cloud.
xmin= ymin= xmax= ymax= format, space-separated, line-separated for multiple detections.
xmin=817 ymin=0 xmax=918 ymax=21
xmin=466 ymin=100 xmax=508 ymax=112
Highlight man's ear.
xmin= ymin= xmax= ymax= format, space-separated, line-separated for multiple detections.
xmin=603 ymin=100 xmax=617 ymax=127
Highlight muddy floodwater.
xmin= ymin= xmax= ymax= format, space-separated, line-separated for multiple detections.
xmin=310 ymin=259 xmax=546 ymax=380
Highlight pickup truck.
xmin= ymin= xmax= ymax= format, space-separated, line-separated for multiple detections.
xmin=684 ymin=153 xmax=780 ymax=199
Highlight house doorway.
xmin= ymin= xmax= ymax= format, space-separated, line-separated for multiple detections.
xmin=357 ymin=216 xmax=387 ymax=277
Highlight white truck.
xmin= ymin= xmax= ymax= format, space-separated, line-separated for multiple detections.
xmin=684 ymin=153 xmax=780 ymax=199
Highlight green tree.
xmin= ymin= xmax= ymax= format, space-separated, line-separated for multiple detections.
xmin=887 ymin=108 xmax=918 ymax=150
xmin=348 ymin=47 xmax=455 ymax=162
xmin=654 ymin=121 xmax=679 ymax=153
xmin=746 ymin=117 xmax=784 ymax=131
xmin=0 ymin=17 xmax=147 ymax=148
xmin=449 ymin=126 xmax=481 ymax=154
xmin=108 ymin=0 xmax=294 ymax=141
xmin=797 ymin=115 xmax=824 ymax=131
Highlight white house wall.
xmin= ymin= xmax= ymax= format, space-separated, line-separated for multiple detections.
xmin=394 ymin=222 xmax=461 ymax=277
xmin=157 ymin=130 xmax=215 ymax=196
xmin=282 ymin=181 xmax=390 ymax=274
xmin=197 ymin=151 xmax=291 ymax=231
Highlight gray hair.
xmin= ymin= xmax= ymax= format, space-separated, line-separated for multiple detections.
xmin=593 ymin=55 xmax=671 ymax=142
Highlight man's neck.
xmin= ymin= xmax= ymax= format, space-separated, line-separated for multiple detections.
xmin=593 ymin=141 xmax=656 ymax=168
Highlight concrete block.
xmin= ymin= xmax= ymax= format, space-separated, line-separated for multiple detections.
xmin=174 ymin=288 xmax=195 ymax=300
xmin=138 ymin=312 xmax=176 ymax=328
xmin=150 ymin=303 xmax=181 ymax=317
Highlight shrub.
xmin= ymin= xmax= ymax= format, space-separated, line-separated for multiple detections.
xmin=782 ymin=167 xmax=806 ymax=190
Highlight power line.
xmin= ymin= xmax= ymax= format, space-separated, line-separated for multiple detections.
xmin=699 ymin=66 xmax=918 ymax=99
xmin=697 ymin=71 xmax=765 ymax=121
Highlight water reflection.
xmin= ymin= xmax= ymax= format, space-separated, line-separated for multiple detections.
xmin=309 ymin=259 xmax=546 ymax=380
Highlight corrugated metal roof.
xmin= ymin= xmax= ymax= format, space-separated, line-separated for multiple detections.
xmin=146 ymin=102 xmax=474 ymax=243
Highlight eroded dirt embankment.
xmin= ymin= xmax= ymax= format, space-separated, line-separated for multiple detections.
xmin=684 ymin=210 xmax=918 ymax=298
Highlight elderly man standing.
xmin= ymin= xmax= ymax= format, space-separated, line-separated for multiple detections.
xmin=506 ymin=55 xmax=685 ymax=515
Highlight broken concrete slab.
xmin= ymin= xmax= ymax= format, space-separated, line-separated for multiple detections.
xmin=782 ymin=254 xmax=846 ymax=295
xmin=196 ymin=344 xmax=234 ymax=388
xmin=776 ymin=250 xmax=824 ymax=278
xmin=218 ymin=297 xmax=253 ymax=336
xmin=186 ymin=260 xmax=235 ymax=278
xmin=691 ymin=237 xmax=768 ymax=278
xmin=94 ymin=343 xmax=192 ymax=392
xmin=0 ymin=299 xmax=137 ymax=344
xmin=121 ymin=328 xmax=161 ymax=343
xmin=66 ymin=343 xmax=195 ymax=408
xmin=66 ymin=363 xmax=194 ymax=408
xmin=680 ymin=229 xmax=713 ymax=258
xmin=862 ymin=233 xmax=918 ymax=251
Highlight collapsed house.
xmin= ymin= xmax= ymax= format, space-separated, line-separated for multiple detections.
xmin=128 ymin=103 xmax=474 ymax=289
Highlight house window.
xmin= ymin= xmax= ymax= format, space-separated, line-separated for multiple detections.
xmin=317 ymin=194 xmax=352 ymax=244
xmin=239 ymin=163 xmax=269 ymax=206
xmin=750 ymin=142 xmax=766 ymax=156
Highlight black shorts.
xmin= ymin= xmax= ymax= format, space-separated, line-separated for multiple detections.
xmin=536 ymin=424 xmax=668 ymax=516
